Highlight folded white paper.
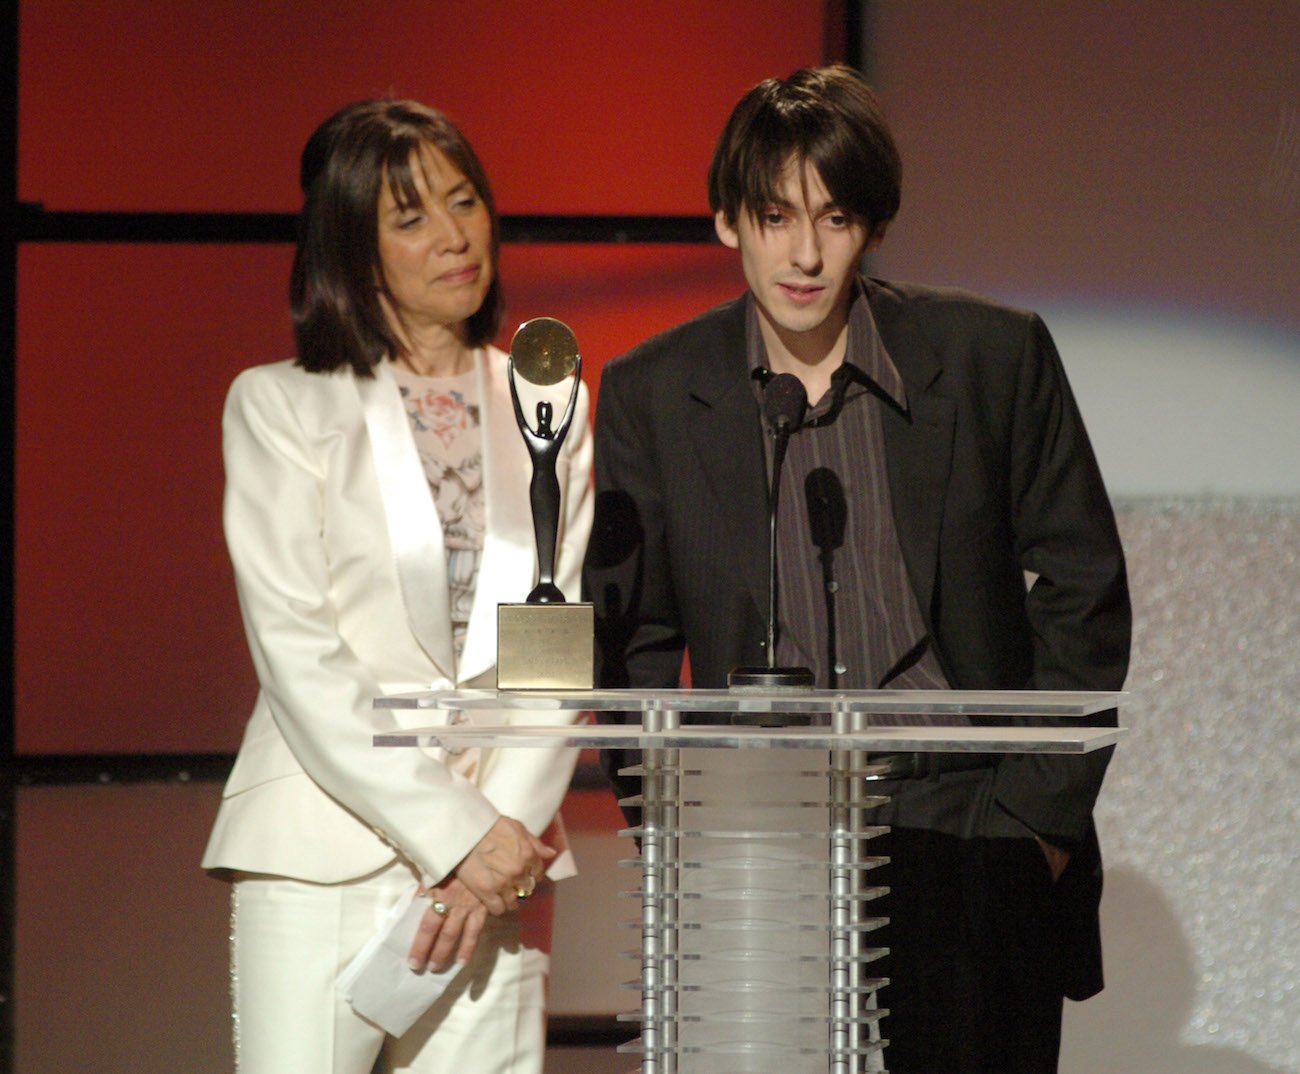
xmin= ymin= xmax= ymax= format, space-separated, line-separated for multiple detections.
xmin=337 ymin=883 xmax=462 ymax=1037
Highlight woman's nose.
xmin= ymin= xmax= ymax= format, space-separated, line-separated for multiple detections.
xmin=435 ymin=212 xmax=469 ymax=254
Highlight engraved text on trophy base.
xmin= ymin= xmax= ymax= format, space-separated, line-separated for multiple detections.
xmin=496 ymin=603 xmax=595 ymax=690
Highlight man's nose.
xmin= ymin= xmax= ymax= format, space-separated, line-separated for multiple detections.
xmin=790 ymin=219 xmax=822 ymax=273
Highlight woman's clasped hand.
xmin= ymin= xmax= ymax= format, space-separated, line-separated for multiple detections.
xmin=409 ymin=816 xmax=557 ymax=971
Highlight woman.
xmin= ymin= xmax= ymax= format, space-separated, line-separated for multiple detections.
xmin=203 ymin=99 xmax=592 ymax=1073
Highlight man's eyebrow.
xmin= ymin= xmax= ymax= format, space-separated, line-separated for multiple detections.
xmin=756 ymin=195 xmax=848 ymax=215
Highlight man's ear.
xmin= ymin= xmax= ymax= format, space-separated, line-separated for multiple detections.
xmin=866 ymin=223 xmax=888 ymax=253
xmin=714 ymin=210 xmax=740 ymax=250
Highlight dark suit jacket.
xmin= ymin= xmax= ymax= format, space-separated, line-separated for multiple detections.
xmin=583 ymin=277 xmax=1131 ymax=997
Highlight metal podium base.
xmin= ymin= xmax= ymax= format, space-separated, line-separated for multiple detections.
xmin=618 ymin=744 xmax=891 ymax=1073
xmin=372 ymin=686 xmax=1125 ymax=1074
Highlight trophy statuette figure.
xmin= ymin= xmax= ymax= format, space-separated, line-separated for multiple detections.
xmin=497 ymin=317 xmax=594 ymax=689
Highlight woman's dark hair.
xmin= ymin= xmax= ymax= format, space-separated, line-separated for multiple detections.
xmin=290 ymin=99 xmax=502 ymax=376
xmin=707 ymin=64 xmax=901 ymax=236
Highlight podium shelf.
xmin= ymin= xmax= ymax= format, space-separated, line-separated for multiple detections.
xmin=377 ymin=685 xmax=1123 ymax=716
xmin=376 ymin=722 xmax=1123 ymax=753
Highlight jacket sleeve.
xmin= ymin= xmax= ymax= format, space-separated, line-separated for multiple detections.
xmin=582 ymin=359 xmax=689 ymax=820
xmin=222 ymin=368 xmax=498 ymax=884
xmin=990 ymin=314 xmax=1132 ymax=844
xmin=584 ymin=359 xmax=688 ymax=692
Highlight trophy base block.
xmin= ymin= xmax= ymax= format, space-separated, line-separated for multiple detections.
xmin=497 ymin=602 xmax=594 ymax=690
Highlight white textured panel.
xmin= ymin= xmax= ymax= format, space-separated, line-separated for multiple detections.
xmin=1063 ymin=499 xmax=1299 ymax=1073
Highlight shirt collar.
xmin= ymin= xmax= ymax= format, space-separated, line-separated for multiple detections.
xmin=745 ymin=278 xmax=909 ymax=419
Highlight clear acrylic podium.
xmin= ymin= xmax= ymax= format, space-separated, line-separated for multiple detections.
xmin=376 ymin=687 xmax=1123 ymax=1074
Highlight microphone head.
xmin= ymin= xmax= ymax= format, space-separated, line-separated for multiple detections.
xmin=763 ymin=373 xmax=808 ymax=433
xmin=805 ymin=467 xmax=847 ymax=551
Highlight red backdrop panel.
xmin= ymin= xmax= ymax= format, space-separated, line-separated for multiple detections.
xmin=15 ymin=243 xmax=745 ymax=754
xmin=15 ymin=245 xmax=290 ymax=754
xmin=16 ymin=2 xmax=820 ymax=753
xmin=19 ymin=0 xmax=824 ymax=214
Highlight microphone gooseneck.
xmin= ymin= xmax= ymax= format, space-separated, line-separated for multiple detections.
xmin=727 ymin=374 xmax=815 ymax=693
xmin=762 ymin=375 xmax=808 ymax=668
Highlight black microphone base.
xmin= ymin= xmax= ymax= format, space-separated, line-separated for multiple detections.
xmin=727 ymin=665 xmax=816 ymax=693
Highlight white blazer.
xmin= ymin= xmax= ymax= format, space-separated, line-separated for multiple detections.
xmin=203 ymin=346 xmax=593 ymax=886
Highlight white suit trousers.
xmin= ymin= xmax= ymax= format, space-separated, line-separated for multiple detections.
xmin=229 ymin=863 xmax=549 ymax=1074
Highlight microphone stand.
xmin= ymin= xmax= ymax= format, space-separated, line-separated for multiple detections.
xmin=822 ymin=541 xmax=839 ymax=689
xmin=729 ymin=374 xmax=815 ymax=693
xmin=805 ymin=467 xmax=847 ymax=689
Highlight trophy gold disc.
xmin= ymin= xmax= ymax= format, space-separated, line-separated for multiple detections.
xmin=510 ymin=317 xmax=580 ymax=386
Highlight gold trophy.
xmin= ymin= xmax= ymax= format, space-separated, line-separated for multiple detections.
xmin=496 ymin=317 xmax=594 ymax=689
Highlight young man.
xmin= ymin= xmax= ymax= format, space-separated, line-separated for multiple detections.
xmin=583 ymin=65 xmax=1130 ymax=1073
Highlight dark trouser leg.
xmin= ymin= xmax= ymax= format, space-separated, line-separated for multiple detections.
xmin=872 ymin=827 xmax=1064 ymax=1074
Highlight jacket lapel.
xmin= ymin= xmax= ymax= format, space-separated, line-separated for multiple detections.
xmin=869 ymin=281 xmax=955 ymax=623
xmin=683 ymin=300 xmax=770 ymax=621
xmin=458 ymin=348 xmax=536 ymax=684
xmin=356 ymin=362 xmax=457 ymax=680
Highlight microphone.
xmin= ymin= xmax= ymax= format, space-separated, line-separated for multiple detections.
xmin=805 ymin=467 xmax=847 ymax=687
xmin=805 ymin=466 xmax=846 ymax=554
xmin=763 ymin=372 xmax=807 ymax=441
xmin=728 ymin=373 xmax=815 ymax=693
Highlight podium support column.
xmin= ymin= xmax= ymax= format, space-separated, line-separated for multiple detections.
xmin=829 ymin=705 xmax=863 ymax=1072
xmin=641 ymin=702 xmax=680 ymax=1073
